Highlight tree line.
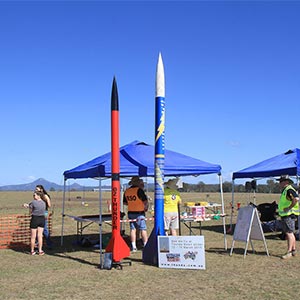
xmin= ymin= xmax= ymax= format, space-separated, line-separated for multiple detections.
xmin=177 ymin=179 xmax=298 ymax=194
xmin=64 ymin=179 xmax=298 ymax=194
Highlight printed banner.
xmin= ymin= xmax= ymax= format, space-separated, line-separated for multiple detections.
xmin=158 ymin=235 xmax=205 ymax=269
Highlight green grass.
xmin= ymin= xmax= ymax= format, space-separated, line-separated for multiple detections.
xmin=0 ymin=191 xmax=299 ymax=300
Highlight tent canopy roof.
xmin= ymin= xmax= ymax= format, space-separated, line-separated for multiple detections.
xmin=63 ymin=140 xmax=221 ymax=179
xmin=232 ymin=149 xmax=300 ymax=180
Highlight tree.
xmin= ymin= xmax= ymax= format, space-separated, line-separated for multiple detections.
xmin=222 ymin=181 xmax=232 ymax=193
xmin=266 ymin=179 xmax=275 ymax=193
xmin=196 ymin=181 xmax=205 ymax=192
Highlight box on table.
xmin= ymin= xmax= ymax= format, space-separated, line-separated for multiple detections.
xmin=185 ymin=202 xmax=195 ymax=207
xmin=191 ymin=206 xmax=206 ymax=217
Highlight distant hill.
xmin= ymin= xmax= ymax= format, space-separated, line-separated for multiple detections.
xmin=0 ymin=178 xmax=99 ymax=191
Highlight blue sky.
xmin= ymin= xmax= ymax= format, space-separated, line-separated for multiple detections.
xmin=1 ymin=1 xmax=300 ymax=186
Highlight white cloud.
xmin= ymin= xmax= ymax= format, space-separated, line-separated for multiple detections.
xmin=227 ymin=141 xmax=240 ymax=148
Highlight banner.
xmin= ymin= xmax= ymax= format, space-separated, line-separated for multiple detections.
xmin=158 ymin=236 xmax=205 ymax=269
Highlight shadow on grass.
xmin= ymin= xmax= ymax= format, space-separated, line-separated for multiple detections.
xmin=201 ymin=223 xmax=287 ymax=242
xmin=206 ymin=247 xmax=230 ymax=255
xmin=129 ymin=256 xmax=143 ymax=263
xmin=208 ymin=246 xmax=271 ymax=256
xmin=51 ymin=252 xmax=100 ymax=267
xmin=264 ymin=232 xmax=285 ymax=240
xmin=200 ymin=223 xmax=231 ymax=234
xmin=9 ymin=233 xmax=134 ymax=268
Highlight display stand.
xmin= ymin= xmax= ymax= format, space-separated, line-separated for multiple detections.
xmin=230 ymin=205 xmax=269 ymax=258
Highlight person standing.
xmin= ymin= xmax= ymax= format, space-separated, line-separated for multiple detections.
xmin=135 ymin=178 xmax=148 ymax=244
xmin=35 ymin=185 xmax=53 ymax=249
xmin=123 ymin=176 xmax=148 ymax=251
xmin=23 ymin=191 xmax=46 ymax=255
xmin=164 ymin=178 xmax=182 ymax=236
xmin=277 ymin=175 xmax=300 ymax=259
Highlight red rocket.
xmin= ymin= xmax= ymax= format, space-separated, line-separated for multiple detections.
xmin=105 ymin=77 xmax=130 ymax=262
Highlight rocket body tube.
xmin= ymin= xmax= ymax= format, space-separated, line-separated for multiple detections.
xmin=154 ymin=53 xmax=166 ymax=236
xmin=105 ymin=77 xmax=130 ymax=263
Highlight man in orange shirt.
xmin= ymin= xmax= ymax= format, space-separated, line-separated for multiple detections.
xmin=123 ymin=176 xmax=148 ymax=251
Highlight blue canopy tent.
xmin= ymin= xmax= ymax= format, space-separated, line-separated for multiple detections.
xmin=63 ymin=140 xmax=222 ymax=179
xmin=61 ymin=140 xmax=227 ymax=258
xmin=230 ymin=149 xmax=300 ymax=230
xmin=232 ymin=149 xmax=300 ymax=180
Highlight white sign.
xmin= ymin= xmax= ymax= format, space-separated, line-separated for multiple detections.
xmin=230 ymin=205 xmax=269 ymax=257
xmin=158 ymin=236 xmax=205 ymax=270
xmin=233 ymin=205 xmax=265 ymax=242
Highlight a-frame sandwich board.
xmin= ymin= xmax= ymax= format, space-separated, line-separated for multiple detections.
xmin=230 ymin=204 xmax=269 ymax=258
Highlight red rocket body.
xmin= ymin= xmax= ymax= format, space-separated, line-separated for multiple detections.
xmin=105 ymin=77 xmax=130 ymax=262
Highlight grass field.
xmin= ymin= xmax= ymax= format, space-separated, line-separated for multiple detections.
xmin=0 ymin=191 xmax=299 ymax=300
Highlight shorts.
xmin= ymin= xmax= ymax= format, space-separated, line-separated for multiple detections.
xmin=164 ymin=212 xmax=179 ymax=230
xmin=281 ymin=215 xmax=296 ymax=233
xmin=128 ymin=212 xmax=147 ymax=230
xmin=30 ymin=215 xmax=45 ymax=229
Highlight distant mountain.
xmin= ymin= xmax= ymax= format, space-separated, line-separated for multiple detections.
xmin=0 ymin=178 xmax=98 ymax=191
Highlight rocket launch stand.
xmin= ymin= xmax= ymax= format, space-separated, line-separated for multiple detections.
xmin=100 ymin=251 xmax=132 ymax=270
xmin=112 ymin=259 xmax=132 ymax=270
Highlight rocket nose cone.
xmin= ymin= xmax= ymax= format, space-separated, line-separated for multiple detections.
xmin=156 ymin=53 xmax=165 ymax=98
xmin=111 ymin=77 xmax=119 ymax=110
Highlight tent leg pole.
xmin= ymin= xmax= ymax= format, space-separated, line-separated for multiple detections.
xmin=219 ymin=175 xmax=227 ymax=250
xmin=230 ymin=179 xmax=235 ymax=233
xmin=99 ymin=178 xmax=103 ymax=269
xmin=61 ymin=178 xmax=66 ymax=246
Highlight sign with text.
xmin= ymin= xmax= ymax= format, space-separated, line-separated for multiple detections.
xmin=158 ymin=236 xmax=205 ymax=270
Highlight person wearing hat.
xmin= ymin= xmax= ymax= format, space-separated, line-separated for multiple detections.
xmin=123 ymin=176 xmax=148 ymax=251
xmin=164 ymin=178 xmax=182 ymax=236
xmin=277 ymin=175 xmax=300 ymax=259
